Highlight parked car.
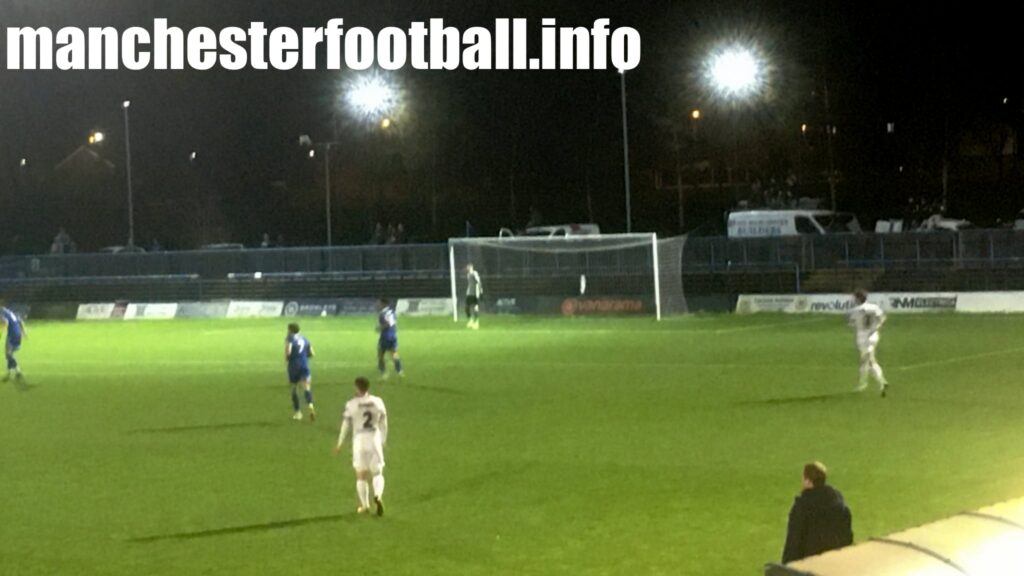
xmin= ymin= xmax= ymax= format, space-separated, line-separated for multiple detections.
xmin=200 ymin=243 xmax=246 ymax=251
xmin=98 ymin=245 xmax=146 ymax=254
xmin=916 ymin=214 xmax=972 ymax=232
xmin=499 ymin=224 xmax=601 ymax=238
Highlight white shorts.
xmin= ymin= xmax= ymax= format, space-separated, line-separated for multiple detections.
xmin=857 ymin=333 xmax=879 ymax=356
xmin=352 ymin=433 xmax=385 ymax=474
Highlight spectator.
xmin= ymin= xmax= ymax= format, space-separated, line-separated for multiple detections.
xmin=50 ymin=228 xmax=72 ymax=254
xmin=782 ymin=462 xmax=853 ymax=564
xmin=395 ymin=223 xmax=406 ymax=244
xmin=149 ymin=239 xmax=162 ymax=252
xmin=526 ymin=205 xmax=542 ymax=229
xmin=276 ymin=233 xmax=286 ymax=247
xmin=260 ymin=233 xmax=271 ymax=248
xmin=370 ymin=223 xmax=384 ymax=245
xmin=386 ymin=223 xmax=397 ymax=244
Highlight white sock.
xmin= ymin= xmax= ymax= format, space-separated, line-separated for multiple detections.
xmin=356 ymin=480 xmax=370 ymax=509
xmin=859 ymin=362 xmax=869 ymax=387
xmin=372 ymin=474 xmax=385 ymax=499
xmin=871 ymin=362 xmax=886 ymax=385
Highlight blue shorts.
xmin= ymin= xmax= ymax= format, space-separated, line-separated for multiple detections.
xmin=379 ymin=337 xmax=398 ymax=353
xmin=288 ymin=366 xmax=311 ymax=384
xmin=6 ymin=336 xmax=20 ymax=353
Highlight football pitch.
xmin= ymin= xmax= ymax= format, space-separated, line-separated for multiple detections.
xmin=3 ymin=314 xmax=1024 ymax=575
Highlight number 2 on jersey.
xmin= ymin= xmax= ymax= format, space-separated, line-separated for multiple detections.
xmin=362 ymin=411 xmax=374 ymax=430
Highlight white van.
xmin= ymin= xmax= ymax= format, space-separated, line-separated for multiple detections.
xmin=727 ymin=210 xmax=861 ymax=238
xmin=499 ymin=224 xmax=601 ymax=238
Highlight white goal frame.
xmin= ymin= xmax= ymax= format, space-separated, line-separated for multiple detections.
xmin=448 ymin=233 xmax=668 ymax=321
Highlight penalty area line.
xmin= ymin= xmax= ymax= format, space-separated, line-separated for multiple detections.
xmin=713 ymin=316 xmax=829 ymax=335
xmin=896 ymin=346 xmax=1024 ymax=372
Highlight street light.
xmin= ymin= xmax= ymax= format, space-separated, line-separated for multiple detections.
xmin=88 ymin=131 xmax=105 ymax=145
xmin=619 ymin=69 xmax=632 ymax=234
xmin=690 ymin=109 xmax=702 ymax=140
xmin=123 ymin=100 xmax=135 ymax=247
xmin=673 ymin=108 xmax=703 ymax=232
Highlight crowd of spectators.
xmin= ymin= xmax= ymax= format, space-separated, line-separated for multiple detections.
xmin=368 ymin=223 xmax=407 ymax=245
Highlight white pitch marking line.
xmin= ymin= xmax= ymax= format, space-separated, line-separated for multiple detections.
xmin=713 ymin=316 xmax=830 ymax=335
xmin=28 ymin=360 xmax=836 ymax=375
xmin=896 ymin=346 xmax=1024 ymax=372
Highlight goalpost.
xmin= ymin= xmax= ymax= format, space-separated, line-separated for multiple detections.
xmin=448 ymin=234 xmax=688 ymax=321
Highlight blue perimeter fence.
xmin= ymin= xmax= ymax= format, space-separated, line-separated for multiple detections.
xmin=3 ymin=230 xmax=1024 ymax=281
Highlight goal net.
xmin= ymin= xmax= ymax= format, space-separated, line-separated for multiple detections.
xmin=448 ymin=234 xmax=687 ymax=321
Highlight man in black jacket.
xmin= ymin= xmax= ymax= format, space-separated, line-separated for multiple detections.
xmin=782 ymin=462 xmax=853 ymax=563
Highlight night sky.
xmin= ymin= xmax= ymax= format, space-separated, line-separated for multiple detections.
xmin=1 ymin=0 xmax=1021 ymax=252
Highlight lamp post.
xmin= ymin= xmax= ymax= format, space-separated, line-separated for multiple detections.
xmin=301 ymin=138 xmax=335 ymax=248
xmin=303 ymin=74 xmax=400 ymax=247
xmin=619 ymin=69 xmax=632 ymax=234
xmin=676 ymin=109 xmax=702 ymax=232
xmin=324 ymin=142 xmax=333 ymax=247
xmin=123 ymin=100 xmax=135 ymax=247
xmin=823 ymin=81 xmax=838 ymax=211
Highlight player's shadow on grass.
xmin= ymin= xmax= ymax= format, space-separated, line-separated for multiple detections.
xmin=127 ymin=421 xmax=282 ymax=435
xmin=736 ymin=391 xmax=861 ymax=407
xmin=9 ymin=378 xmax=37 ymax=392
xmin=411 ymin=464 xmax=532 ymax=506
xmin=403 ymin=382 xmax=465 ymax=396
xmin=127 ymin=513 xmax=348 ymax=543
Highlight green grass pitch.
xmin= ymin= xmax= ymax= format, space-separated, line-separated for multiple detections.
xmin=2 ymin=314 xmax=1024 ymax=575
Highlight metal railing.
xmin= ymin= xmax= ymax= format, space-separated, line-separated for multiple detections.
xmin=4 ymin=230 xmax=1024 ymax=282
xmin=681 ymin=229 xmax=1024 ymax=271
xmin=0 ymin=244 xmax=449 ymax=280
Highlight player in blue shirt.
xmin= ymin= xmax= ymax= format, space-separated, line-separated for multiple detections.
xmin=376 ymin=299 xmax=404 ymax=380
xmin=285 ymin=323 xmax=316 ymax=421
xmin=1 ymin=305 xmax=26 ymax=382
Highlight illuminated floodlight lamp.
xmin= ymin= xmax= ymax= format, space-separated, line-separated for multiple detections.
xmin=706 ymin=45 xmax=765 ymax=101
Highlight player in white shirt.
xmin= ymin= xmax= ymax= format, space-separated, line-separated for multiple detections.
xmin=334 ymin=377 xmax=389 ymax=516
xmin=848 ymin=290 xmax=889 ymax=397
xmin=465 ymin=264 xmax=483 ymax=330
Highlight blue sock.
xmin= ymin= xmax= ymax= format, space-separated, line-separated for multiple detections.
xmin=378 ymin=359 xmax=386 ymax=374
xmin=6 ymin=354 xmax=15 ymax=370
xmin=291 ymin=390 xmax=300 ymax=412
xmin=304 ymin=389 xmax=313 ymax=406
xmin=394 ymin=358 xmax=403 ymax=373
